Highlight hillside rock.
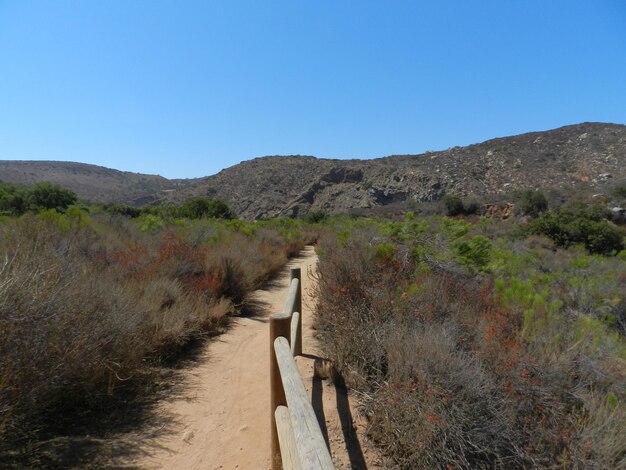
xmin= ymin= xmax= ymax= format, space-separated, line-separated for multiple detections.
xmin=163 ymin=122 xmax=626 ymax=219
xmin=1 ymin=122 xmax=625 ymax=218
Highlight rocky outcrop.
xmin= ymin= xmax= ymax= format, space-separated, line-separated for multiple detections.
xmin=483 ymin=203 xmax=515 ymax=220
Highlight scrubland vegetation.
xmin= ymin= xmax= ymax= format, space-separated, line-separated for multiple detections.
xmin=0 ymin=183 xmax=316 ymax=466
xmin=2 ymin=178 xmax=625 ymax=468
xmin=314 ymin=208 xmax=626 ymax=468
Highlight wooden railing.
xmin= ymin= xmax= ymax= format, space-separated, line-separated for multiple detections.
xmin=270 ymin=267 xmax=334 ymax=470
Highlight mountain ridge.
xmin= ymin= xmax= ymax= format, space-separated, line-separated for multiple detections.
xmin=163 ymin=122 xmax=626 ymax=218
xmin=1 ymin=122 xmax=625 ymax=218
xmin=0 ymin=160 xmax=196 ymax=206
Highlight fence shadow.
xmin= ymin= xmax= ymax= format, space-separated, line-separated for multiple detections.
xmin=311 ymin=375 xmax=330 ymax=449
xmin=334 ymin=377 xmax=367 ymax=470
xmin=307 ymin=355 xmax=368 ymax=470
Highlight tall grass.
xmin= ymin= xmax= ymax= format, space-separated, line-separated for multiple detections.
xmin=0 ymin=210 xmax=316 ymax=465
xmin=314 ymin=216 xmax=626 ymax=469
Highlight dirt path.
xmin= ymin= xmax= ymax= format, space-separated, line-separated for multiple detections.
xmin=134 ymin=247 xmax=382 ymax=470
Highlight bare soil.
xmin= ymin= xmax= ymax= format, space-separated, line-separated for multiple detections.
xmin=132 ymin=246 xmax=382 ymax=470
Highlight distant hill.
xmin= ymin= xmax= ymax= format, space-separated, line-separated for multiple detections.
xmin=0 ymin=161 xmax=194 ymax=206
xmin=162 ymin=122 xmax=626 ymax=218
xmin=1 ymin=122 xmax=625 ymax=218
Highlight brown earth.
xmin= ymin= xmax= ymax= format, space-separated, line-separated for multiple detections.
xmin=132 ymin=246 xmax=382 ymax=469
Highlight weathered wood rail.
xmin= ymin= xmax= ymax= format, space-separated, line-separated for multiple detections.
xmin=270 ymin=267 xmax=334 ymax=470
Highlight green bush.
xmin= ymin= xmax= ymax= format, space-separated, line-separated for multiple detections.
xmin=456 ymin=235 xmax=492 ymax=268
xmin=574 ymin=219 xmax=624 ymax=255
xmin=144 ymin=203 xmax=177 ymax=219
xmin=528 ymin=206 xmax=624 ymax=255
xmin=180 ymin=197 xmax=235 ymax=220
xmin=103 ymin=203 xmax=142 ymax=218
xmin=519 ymin=189 xmax=548 ymax=217
xmin=375 ymin=241 xmax=397 ymax=259
xmin=443 ymin=194 xmax=479 ymax=216
xmin=27 ymin=182 xmax=77 ymax=212
xmin=141 ymin=199 xmax=235 ymax=221
xmin=0 ymin=181 xmax=76 ymax=215
xmin=139 ymin=214 xmax=165 ymax=232
xmin=443 ymin=194 xmax=465 ymax=216
xmin=463 ymin=199 xmax=480 ymax=215
xmin=0 ymin=182 xmax=26 ymax=215
xmin=302 ymin=210 xmax=328 ymax=224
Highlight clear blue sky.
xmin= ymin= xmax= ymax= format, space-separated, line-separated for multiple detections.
xmin=1 ymin=1 xmax=625 ymax=179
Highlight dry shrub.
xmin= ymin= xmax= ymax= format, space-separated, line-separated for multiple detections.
xmin=205 ymin=231 xmax=286 ymax=292
xmin=314 ymin=227 xmax=626 ymax=469
xmin=244 ymin=227 xmax=294 ymax=283
xmin=568 ymin=389 xmax=626 ymax=467
xmin=313 ymin=230 xmax=406 ymax=387
xmin=138 ymin=277 xmax=205 ymax=358
xmin=0 ymin=220 xmax=152 ymax=440
xmin=0 ymin=213 xmax=308 ymax=463
xmin=370 ymin=324 xmax=522 ymax=469
xmin=315 ymin=233 xmax=526 ymax=467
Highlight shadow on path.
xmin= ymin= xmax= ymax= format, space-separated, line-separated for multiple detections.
xmin=239 ymin=298 xmax=271 ymax=323
xmin=335 ymin=379 xmax=367 ymax=470
xmin=311 ymin=375 xmax=330 ymax=449
xmin=306 ymin=353 xmax=368 ymax=470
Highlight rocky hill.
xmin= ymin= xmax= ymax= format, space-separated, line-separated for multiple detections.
xmin=163 ymin=122 xmax=626 ymax=219
xmin=0 ymin=161 xmax=193 ymax=205
xmin=1 ymin=122 xmax=625 ymax=218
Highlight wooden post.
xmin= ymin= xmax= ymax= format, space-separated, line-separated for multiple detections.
xmin=290 ymin=267 xmax=303 ymax=356
xmin=270 ymin=313 xmax=292 ymax=470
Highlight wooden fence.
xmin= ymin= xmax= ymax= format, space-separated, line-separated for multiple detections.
xmin=270 ymin=267 xmax=334 ymax=470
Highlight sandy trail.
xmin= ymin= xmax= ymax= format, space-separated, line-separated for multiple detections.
xmin=134 ymin=246 xmax=382 ymax=470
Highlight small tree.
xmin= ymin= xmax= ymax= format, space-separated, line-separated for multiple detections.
xmin=139 ymin=214 xmax=164 ymax=232
xmin=103 ymin=204 xmax=141 ymax=218
xmin=519 ymin=190 xmax=548 ymax=218
xmin=0 ymin=182 xmax=28 ymax=215
xmin=528 ymin=206 xmax=624 ymax=255
xmin=456 ymin=235 xmax=492 ymax=268
xmin=443 ymin=195 xmax=465 ymax=216
xmin=180 ymin=197 xmax=235 ymax=220
xmin=303 ymin=210 xmax=328 ymax=224
xmin=206 ymin=199 xmax=236 ymax=220
xmin=26 ymin=183 xmax=77 ymax=212
xmin=180 ymin=197 xmax=212 ymax=219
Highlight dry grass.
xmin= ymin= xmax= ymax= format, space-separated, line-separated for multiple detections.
xmin=0 ymin=213 xmax=312 ymax=466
